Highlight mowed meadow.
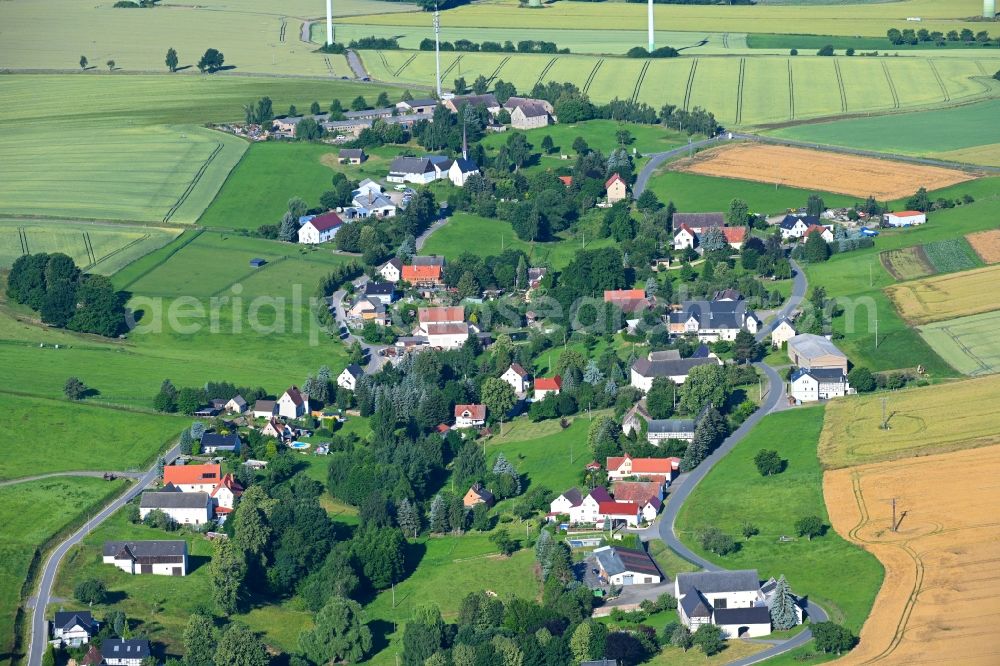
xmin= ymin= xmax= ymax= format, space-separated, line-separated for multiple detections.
xmin=0 ymin=75 xmax=398 ymax=223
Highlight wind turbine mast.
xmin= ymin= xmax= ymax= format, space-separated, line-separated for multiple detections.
xmin=647 ymin=0 xmax=654 ymax=51
xmin=434 ymin=1 xmax=442 ymax=98
xmin=325 ymin=0 xmax=334 ymax=45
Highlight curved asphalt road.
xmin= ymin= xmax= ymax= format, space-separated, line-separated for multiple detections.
xmin=654 ymin=259 xmax=827 ymax=664
xmin=633 ymin=135 xmax=723 ymax=198
xmin=27 ymin=445 xmax=179 ymax=666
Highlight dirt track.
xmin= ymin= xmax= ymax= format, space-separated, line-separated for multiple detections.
xmin=677 ymin=143 xmax=976 ymax=200
xmin=824 ymin=445 xmax=1000 ymax=665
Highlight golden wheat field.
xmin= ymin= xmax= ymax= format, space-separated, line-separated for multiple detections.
xmin=885 ymin=264 xmax=1000 ymax=325
xmin=676 ymin=144 xmax=977 ymax=199
xmin=825 ymin=445 xmax=1000 ymax=665
xmin=818 ymin=375 xmax=1000 ymax=469
xmin=967 ymin=229 xmax=1000 ymax=264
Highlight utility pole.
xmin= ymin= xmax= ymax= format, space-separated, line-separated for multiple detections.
xmin=874 ymin=314 xmax=879 ymax=349
xmin=890 ymin=497 xmax=897 ymax=532
xmin=325 ymin=0 xmax=334 ymax=46
xmin=433 ymin=1 xmax=442 ymax=98
xmin=880 ymin=396 xmax=889 ymax=430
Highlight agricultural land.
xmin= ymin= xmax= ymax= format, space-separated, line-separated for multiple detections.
xmin=918 ymin=310 xmax=1000 ymax=376
xmin=824 ymin=445 xmax=1000 ymax=665
xmin=818 ymin=375 xmax=1000 ymax=469
xmin=886 ymin=263 xmax=1000 ymax=325
xmin=966 ymin=228 xmax=1000 ymax=263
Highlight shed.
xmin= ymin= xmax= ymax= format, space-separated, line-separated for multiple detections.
xmin=249 ymin=258 xmax=266 ymax=268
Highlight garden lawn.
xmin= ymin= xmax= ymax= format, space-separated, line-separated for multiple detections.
xmin=0 ymin=393 xmax=184 ymax=480
xmin=486 ymin=416 xmax=598 ymax=496
xmin=479 ymin=120 xmax=689 ymax=162
xmin=675 ymin=408 xmax=883 ymax=631
xmin=0 ymin=476 xmax=129 ymax=662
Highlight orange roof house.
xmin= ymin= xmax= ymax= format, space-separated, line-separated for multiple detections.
xmin=163 ymin=464 xmax=222 ymax=489
xmin=402 ymin=264 xmax=443 ymax=285
xmin=605 ymin=173 xmax=628 ymax=203
xmin=558 ymin=175 xmax=573 ymax=187
xmin=418 ymin=306 xmax=465 ymax=324
xmin=722 ymin=227 xmax=747 ymax=248
xmin=604 ymin=289 xmax=650 ymax=314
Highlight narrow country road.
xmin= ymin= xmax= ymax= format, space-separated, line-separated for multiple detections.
xmin=653 ymin=258 xmax=825 ymax=664
xmin=0 ymin=470 xmax=143 ymax=488
xmin=633 ymin=136 xmax=723 ymax=198
xmin=27 ymin=445 xmax=180 ymax=666
xmin=345 ymin=50 xmax=369 ymax=80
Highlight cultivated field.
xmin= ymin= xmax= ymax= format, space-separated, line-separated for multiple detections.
xmin=879 ymin=246 xmax=935 ymax=281
xmin=818 ymin=375 xmax=1000 ymax=468
xmin=967 ymin=229 xmax=1000 ymax=263
xmin=824 ymin=445 xmax=1000 ymax=665
xmin=879 ymin=237 xmax=982 ymax=282
xmin=919 ymin=310 xmax=1000 ymax=376
xmin=886 ymin=264 xmax=1000 ymax=325
xmin=675 ymin=144 xmax=976 ymax=199
xmin=0 ymin=220 xmax=180 ymax=274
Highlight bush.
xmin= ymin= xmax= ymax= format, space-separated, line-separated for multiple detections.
xmin=817 ymin=45 xmax=835 ymax=56
xmin=790 ymin=48 xmax=798 ymax=56
xmin=74 ymin=578 xmax=107 ymax=605
xmin=699 ymin=527 xmax=738 ymax=555
xmin=754 ymin=449 xmax=783 ymax=476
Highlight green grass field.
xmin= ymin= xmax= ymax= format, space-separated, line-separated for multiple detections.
xmin=646 ymin=169 xmax=855 ymax=215
xmin=0 ymin=393 xmax=183 ymax=480
xmin=1 ymin=476 xmax=129 ymax=662
xmin=0 ymin=220 xmax=180 ymax=274
xmin=770 ymin=98 xmax=1000 ymax=157
xmin=919 ymin=310 xmax=1000 ymax=376
xmin=675 ymin=408 xmax=883 ymax=631
xmin=0 ymin=75 xmax=399 ymax=224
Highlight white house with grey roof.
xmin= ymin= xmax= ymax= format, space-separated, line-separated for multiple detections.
xmin=786 ymin=334 xmax=849 ymax=373
xmin=622 ymin=400 xmax=699 ymax=445
xmin=676 ymin=570 xmax=773 ymax=638
xmin=101 ymin=638 xmax=151 ymax=666
xmin=790 ymin=367 xmax=853 ymax=402
xmin=388 ymin=156 xmax=441 ymax=184
xmin=672 ymin=212 xmax=724 ymax=234
xmin=338 ymin=364 xmax=365 ymax=392
xmin=592 ymin=546 xmax=662 ymax=585
xmin=50 ymin=610 xmax=98 ymax=647
xmin=103 ymin=540 xmax=188 ymax=576
xmin=140 ymin=487 xmax=211 ymax=525
xmin=630 ymin=350 xmax=722 ymax=392
xmin=667 ymin=296 xmax=761 ymax=342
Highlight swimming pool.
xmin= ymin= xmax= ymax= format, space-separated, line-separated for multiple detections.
xmin=288 ymin=441 xmax=310 ymax=450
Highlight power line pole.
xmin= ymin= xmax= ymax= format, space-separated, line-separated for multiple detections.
xmin=433 ymin=2 xmax=442 ymax=98
xmin=880 ymin=396 xmax=889 ymax=430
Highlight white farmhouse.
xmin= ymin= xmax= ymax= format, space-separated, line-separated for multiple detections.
xmin=102 ymin=540 xmax=188 ymax=576
xmin=297 ymin=211 xmax=343 ymax=244
xmin=139 ymin=489 xmax=211 ymax=525
xmin=448 ymin=158 xmax=480 ymax=187
xmin=338 ymin=364 xmax=364 ymax=392
xmin=50 ymin=611 xmax=98 ymax=648
xmin=885 ymin=210 xmax=926 ymax=227
xmin=676 ymin=570 xmax=773 ymax=639
xmin=770 ymin=317 xmax=797 ymax=348
xmin=379 ymin=257 xmax=403 ymax=283
xmin=278 ymin=386 xmax=309 ymax=419
xmin=630 ymin=351 xmax=721 ymax=392
xmin=593 ymin=546 xmax=662 ymax=585
xmin=101 ymin=638 xmax=152 ymax=666
xmin=501 ymin=363 xmax=531 ymax=394
xmin=790 ymin=368 xmax=853 ymax=402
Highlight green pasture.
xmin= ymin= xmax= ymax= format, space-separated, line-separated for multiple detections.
xmin=420 ymin=212 xmax=614 ymax=270
xmin=919 ymin=310 xmax=1000 ymax=376
xmin=0 ymin=220 xmax=180 ymax=274
xmin=769 ymin=97 xmax=1000 ymax=155
xmin=675 ymin=407 xmax=883 ymax=630
xmin=646 ymin=170 xmax=855 ymax=215
xmin=0 ymin=393 xmax=183 ymax=480
xmin=1 ymin=476 xmax=129 ymax=662
xmin=348 ymin=0 xmax=991 ymax=37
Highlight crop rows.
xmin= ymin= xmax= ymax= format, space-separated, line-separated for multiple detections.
xmin=921 ymin=238 xmax=982 ymax=274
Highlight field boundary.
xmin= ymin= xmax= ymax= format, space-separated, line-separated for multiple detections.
xmin=735 ymin=57 xmax=746 ymax=125
xmin=162 ymin=141 xmax=224 ymax=224
xmin=117 ymin=228 xmax=205 ymax=291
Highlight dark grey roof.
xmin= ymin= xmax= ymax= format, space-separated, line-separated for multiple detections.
xmin=594 ymin=546 xmax=661 ymax=578
xmin=559 ymin=488 xmax=583 ymax=507
xmin=673 ymin=212 xmax=724 ymax=231
xmin=412 ymin=255 xmax=445 ymax=266
xmin=389 ymin=156 xmax=435 ymax=175
xmin=714 ymin=606 xmax=772 ymax=626
xmin=677 ymin=569 xmax=760 ymax=595
xmin=344 ymin=363 xmax=364 ymax=378
xmin=140 ymin=491 xmax=209 ymax=510
xmin=102 ymin=639 xmax=150 ymax=659
xmin=713 ymin=288 xmax=742 ymax=301
xmin=344 ymin=106 xmax=393 ymax=119
xmin=452 ymin=93 xmax=499 ymax=108
xmin=647 ymin=418 xmax=696 ymax=434
xmin=792 ymin=367 xmax=847 ymax=382
xmin=680 ymin=590 xmax=713 ymax=618
xmin=201 ymin=432 xmax=240 ymax=450
xmin=787 ymin=334 xmax=846 ymax=361
xmin=581 ymin=661 xmax=619 ymax=666
xmin=402 ymin=98 xmax=438 ymax=107
xmin=691 ymin=344 xmax=711 ymax=358
xmin=339 ymin=148 xmax=365 ymax=158
xmin=779 ymin=214 xmax=820 ymax=229
xmin=452 ymin=157 xmax=478 ymax=173
xmin=54 ymin=611 xmax=96 ymax=633
xmin=323 ymin=118 xmax=373 ymax=130
xmin=364 ymin=282 xmax=395 ymax=296
xmin=383 ymin=257 xmax=404 ymax=270
xmin=103 ymin=540 xmax=187 ymax=558
xmin=631 ymin=356 xmax=717 ymax=378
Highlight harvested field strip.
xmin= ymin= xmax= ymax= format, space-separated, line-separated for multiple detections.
xmin=734 ymin=57 xmax=746 ymax=125
xmin=928 ymin=60 xmax=950 ymax=103
xmin=919 ymin=310 xmax=1000 ymax=376
xmin=582 ymin=58 xmax=602 ymax=95
xmin=631 ymin=60 xmax=651 ymax=104
xmin=818 ymin=374 xmax=1000 ymax=469
xmin=882 ymin=60 xmax=900 ymax=109
xmin=675 ymin=143 xmax=977 ymax=200
xmin=886 ymin=264 xmax=1000 ymax=325
xmin=834 ymin=59 xmax=848 ymax=112
xmin=393 ymin=53 xmax=418 ymax=77
xmin=538 ymin=57 xmax=559 ymax=86
xmin=682 ymin=58 xmax=698 ymax=110
xmin=967 ymin=229 xmax=1000 ymax=263
xmin=824 ymin=446 xmax=1000 ymax=666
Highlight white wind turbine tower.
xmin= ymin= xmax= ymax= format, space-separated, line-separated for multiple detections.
xmin=434 ymin=1 xmax=442 ymax=98
xmin=647 ymin=0 xmax=654 ymax=51
xmin=326 ymin=0 xmax=334 ymax=45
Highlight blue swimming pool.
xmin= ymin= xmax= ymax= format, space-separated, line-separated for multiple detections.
xmin=288 ymin=441 xmax=310 ymax=450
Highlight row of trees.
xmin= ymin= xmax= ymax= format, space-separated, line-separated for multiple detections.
xmin=419 ymin=38 xmax=568 ymax=54
xmin=888 ymin=27 xmax=998 ymax=47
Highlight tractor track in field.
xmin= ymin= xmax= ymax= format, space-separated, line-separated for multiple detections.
xmin=722 ymin=32 xmax=729 ymax=48
xmin=17 ymin=226 xmax=28 ymax=255
xmin=394 ymin=53 xmax=418 ymax=77
xmin=536 ymin=57 xmax=559 ymax=86
xmin=86 ymin=234 xmax=151 ymax=272
xmin=834 ymin=59 xmax=848 ymax=112
xmin=735 ymin=57 xmax=746 ymax=125
xmin=977 ymin=61 xmax=990 ymax=76
xmin=928 ymin=60 xmax=950 ymax=102
xmin=631 ymin=60 xmax=651 ymax=104
xmin=375 ymin=50 xmax=390 ymax=72
xmin=162 ymin=142 xmax=223 ymax=224
xmin=487 ymin=56 xmax=510 ymax=84
xmin=787 ymin=59 xmax=795 ymax=120
xmin=682 ymin=58 xmax=698 ymax=111
xmin=440 ymin=55 xmax=463 ymax=80
xmin=582 ymin=58 xmax=602 ymax=95
xmin=278 ymin=17 xmax=287 ymax=43
xmin=323 ymin=56 xmax=334 ymax=74
xmin=882 ymin=60 xmax=901 ymax=109
xmin=82 ymin=232 xmax=96 ymax=266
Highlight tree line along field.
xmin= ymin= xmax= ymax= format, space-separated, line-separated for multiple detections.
xmin=0 ymin=231 xmax=353 ymax=410
xmin=0 ymin=220 xmax=180 ymax=275
xmin=0 ymin=75 xmax=398 ymax=224
xmin=362 ymin=50 xmax=996 ymax=128
xmin=886 ymin=263 xmax=1000 ymax=325
xmin=819 ymin=374 xmax=1000 ymax=468
xmin=823 ymin=445 xmax=1000 ymax=666
xmin=0 ymin=476 xmax=130 ymax=663
xmin=675 ymin=408 xmax=883 ymax=631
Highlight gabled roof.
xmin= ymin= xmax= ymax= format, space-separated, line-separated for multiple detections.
xmin=140 ymin=490 xmax=209 ymax=510
xmin=403 ymin=264 xmax=442 ymax=282
xmin=227 ymin=395 xmax=247 ymax=408
xmin=507 ymin=362 xmax=529 ymax=378
xmin=455 ymin=403 xmax=486 ymax=420
xmin=253 ymin=399 xmax=276 ymax=413
xmin=466 ymin=484 xmax=494 ymax=503
xmin=163 ymin=464 xmax=221 ymax=487
xmin=343 ymin=363 xmax=364 ymax=378
xmin=382 ymin=257 xmax=404 ymax=271
xmin=676 ymin=569 xmax=761 ymax=595
xmin=400 ymin=97 xmax=438 ymax=108
xmin=81 ymin=644 xmax=103 ymax=665
xmin=558 ymin=176 xmax=573 ymax=187
xmin=426 ymin=322 xmax=469 ymax=336
xmin=282 ymin=386 xmax=305 ymax=405
xmin=791 ymin=367 xmax=847 ymax=383
xmin=450 ymin=93 xmax=500 ymax=108
xmin=598 ymin=500 xmax=641 ymax=516
xmin=54 ymin=610 xmax=97 ymax=633
xmin=675 ymin=222 xmax=696 ymax=237
xmin=535 ymin=376 xmax=561 ymax=391
xmin=201 ymin=432 xmax=240 ymax=449
xmin=605 ymin=173 xmax=626 ymax=189
xmin=451 ymin=157 xmax=479 ymax=174
xmin=102 ymin=639 xmax=151 ymax=660
xmin=890 ymin=210 xmax=924 ymax=217
xmin=364 ymin=281 xmax=395 ymax=296
xmin=587 ymin=487 xmax=613 ymax=503
xmin=557 ymin=487 xmax=584 ymax=507
xmin=714 ymin=606 xmax=772 ymax=625
xmin=787 ymin=333 xmax=846 ymax=360
xmin=389 ymin=156 xmax=436 ymax=175
xmin=805 ymin=224 xmax=831 ymax=237
xmin=722 ymin=227 xmax=747 ymax=244
xmin=210 ymin=473 xmax=244 ymax=498
xmin=606 ymin=455 xmax=680 ymax=474
xmin=339 ymin=148 xmax=365 ymax=158
xmin=631 ymin=355 xmax=718 ymax=378
xmin=418 ymin=306 xmax=465 ymax=323
xmin=306 ymin=211 xmax=343 ymax=233
xmin=605 ymin=289 xmax=646 ymax=302
xmin=593 ymin=545 xmax=661 ymax=578
xmin=412 ymin=255 xmax=445 ymax=266
xmin=611 ymin=481 xmax=662 ymax=503
xmin=673 ymin=212 xmax=724 ymax=231
xmin=103 ymin=540 xmax=187 ymax=559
